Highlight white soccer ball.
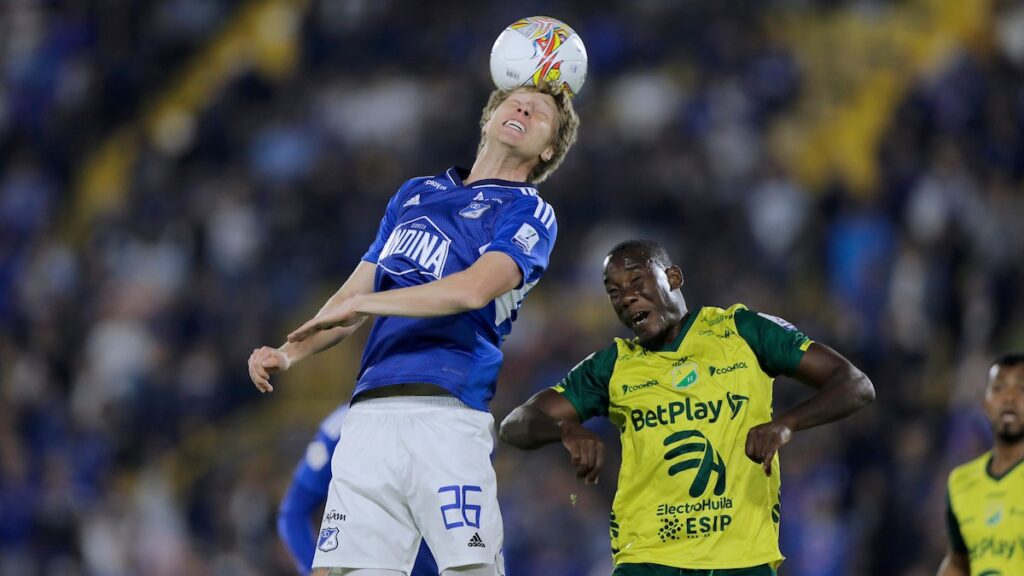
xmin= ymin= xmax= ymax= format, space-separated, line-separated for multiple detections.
xmin=489 ymin=16 xmax=588 ymax=97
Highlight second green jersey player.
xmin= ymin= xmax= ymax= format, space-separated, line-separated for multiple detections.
xmin=500 ymin=239 xmax=875 ymax=575
xmin=938 ymin=354 xmax=1024 ymax=576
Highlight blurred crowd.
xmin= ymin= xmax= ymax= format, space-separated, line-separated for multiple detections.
xmin=1 ymin=0 xmax=1023 ymax=575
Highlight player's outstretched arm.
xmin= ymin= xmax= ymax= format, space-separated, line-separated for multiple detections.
xmin=936 ymin=550 xmax=970 ymax=576
xmin=745 ymin=343 xmax=874 ymax=475
xmin=500 ymin=390 xmax=605 ymax=484
xmin=287 ymin=251 xmax=522 ymax=342
xmin=249 ymin=261 xmax=377 ymax=393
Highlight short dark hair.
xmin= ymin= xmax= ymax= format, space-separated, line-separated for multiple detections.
xmin=991 ymin=353 xmax=1024 ymax=370
xmin=607 ymin=239 xmax=673 ymax=269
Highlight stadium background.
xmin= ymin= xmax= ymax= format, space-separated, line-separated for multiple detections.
xmin=1 ymin=0 xmax=1022 ymax=574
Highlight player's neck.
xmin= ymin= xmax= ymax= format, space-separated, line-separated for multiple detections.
xmin=641 ymin=303 xmax=690 ymax=351
xmin=465 ymin=146 xmax=535 ymax=185
xmin=991 ymin=438 xmax=1024 ymax=476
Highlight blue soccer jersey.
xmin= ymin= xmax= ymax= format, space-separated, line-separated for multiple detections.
xmin=357 ymin=167 xmax=557 ymax=410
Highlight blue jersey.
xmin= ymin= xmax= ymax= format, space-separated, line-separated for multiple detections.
xmin=357 ymin=167 xmax=557 ymax=410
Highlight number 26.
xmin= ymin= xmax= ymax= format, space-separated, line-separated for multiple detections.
xmin=438 ymin=485 xmax=482 ymax=529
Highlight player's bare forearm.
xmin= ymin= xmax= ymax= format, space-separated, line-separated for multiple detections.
xmin=775 ymin=343 xmax=875 ymax=433
xmin=936 ymin=551 xmax=970 ymax=576
xmin=746 ymin=343 xmax=872 ymax=473
xmin=288 ymin=262 xmax=376 ymax=358
xmin=288 ymin=252 xmax=524 ymax=342
xmin=501 ymin=389 xmax=605 ymax=483
xmin=353 ymin=251 xmax=522 ymax=317
xmin=278 ymin=322 xmax=363 ymax=364
xmin=500 ymin=403 xmax=565 ymax=449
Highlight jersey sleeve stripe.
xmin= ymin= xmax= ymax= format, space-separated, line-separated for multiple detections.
xmin=533 ymin=197 xmax=545 ymax=219
xmin=541 ymin=204 xmax=555 ymax=228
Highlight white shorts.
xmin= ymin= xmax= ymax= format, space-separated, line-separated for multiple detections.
xmin=312 ymin=396 xmax=505 ymax=574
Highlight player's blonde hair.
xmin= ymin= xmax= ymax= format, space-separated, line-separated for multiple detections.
xmin=477 ymin=82 xmax=580 ymax=184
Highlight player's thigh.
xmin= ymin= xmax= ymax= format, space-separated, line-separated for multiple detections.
xmin=406 ymin=408 xmax=504 ymax=573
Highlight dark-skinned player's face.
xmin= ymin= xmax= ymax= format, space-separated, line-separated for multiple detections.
xmin=985 ymin=364 xmax=1024 ymax=444
xmin=603 ymin=253 xmax=683 ymax=344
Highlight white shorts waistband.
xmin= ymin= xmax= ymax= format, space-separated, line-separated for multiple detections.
xmin=351 ymin=394 xmax=474 ymax=411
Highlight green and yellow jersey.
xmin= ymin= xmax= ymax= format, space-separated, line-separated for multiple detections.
xmin=946 ymin=452 xmax=1024 ymax=576
xmin=553 ymin=304 xmax=812 ymax=569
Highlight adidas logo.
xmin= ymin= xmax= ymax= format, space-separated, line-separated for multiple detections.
xmin=403 ymin=194 xmax=421 ymax=207
xmin=467 ymin=532 xmax=486 ymax=548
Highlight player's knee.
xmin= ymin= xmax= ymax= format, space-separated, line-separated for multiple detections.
xmin=441 ymin=563 xmax=501 ymax=576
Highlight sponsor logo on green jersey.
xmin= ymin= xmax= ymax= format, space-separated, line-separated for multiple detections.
xmin=621 ymin=380 xmax=659 ymax=396
xmin=708 ymin=362 xmax=747 ymax=376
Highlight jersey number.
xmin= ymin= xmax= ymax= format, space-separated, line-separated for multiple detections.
xmin=438 ymin=484 xmax=482 ymax=529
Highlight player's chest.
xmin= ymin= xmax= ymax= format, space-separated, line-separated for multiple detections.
xmin=380 ymin=190 xmax=510 ymax=266
xmin=959 ymin=482 xmax=1024 ymax=560
xmin=607 ymin=345 xmax=767 ymax=433
xmin=397 ymin=187 xmax=509 ymax=232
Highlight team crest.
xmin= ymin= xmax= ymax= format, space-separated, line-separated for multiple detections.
xmin=317 ymin=527 xmax=339 ymax=552
xmin=459 ymin=201 xmax=491 ymax=219
xmin=671 ymin=361 xmax=699 ymax=389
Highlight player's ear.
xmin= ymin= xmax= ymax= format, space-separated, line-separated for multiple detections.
xmin=541 ymin=146 xmax=554 ymax=163
xmin=666 ymin=266 xmax=683 ymax=290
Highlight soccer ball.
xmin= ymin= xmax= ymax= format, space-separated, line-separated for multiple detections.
xmin=489 ymin=16 xmax=588 ymax=97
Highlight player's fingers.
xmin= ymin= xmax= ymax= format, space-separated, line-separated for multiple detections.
xmin=248 ymin=362 xmax=272 ymax=393
xmin=566 ymin=441 xmax=582 ymax=467
xmin=286 ymin=326 xmax=309 ymax=342
xmin=586 ymin=442 xmax=604 ymax=484
xmin=745 ymin=429 xmax=759 ymax=462
xmin=575 ymin=442 xmax=592 ymax=477
xmin=287 ymin=320 xmax=323 ymax=342
xmin=762 ymin=445 xmax=778 ymax=476
xmin=745 ymin=431 xmax=760 ymax=463
xmin=254 ymin=362 xmax=270 ymax=382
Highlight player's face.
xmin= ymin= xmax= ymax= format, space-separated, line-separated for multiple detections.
xmin=486 ymin=89 xmax=559 ymax=160
xmin=603 ymin=254 xmax=684 ymax=344
xmin=985 ymin=364 xmax=1024 ymax=444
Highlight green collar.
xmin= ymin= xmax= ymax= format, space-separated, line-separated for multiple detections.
xmin=647 ymin=307 xmax=700 ymax=353
xmin=986 ymin=451 xmax=1024 ymax=481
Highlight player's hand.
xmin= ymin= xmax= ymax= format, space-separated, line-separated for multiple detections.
xmin=560 ymin=421 xmax=604 ymax=485
xmin=248 ymin=346 xmax=291 ymax=393
xmin=744 ymin=420 xmax=793 ymax=476
xmin=287 ymin=301 xmax=365 ymax=343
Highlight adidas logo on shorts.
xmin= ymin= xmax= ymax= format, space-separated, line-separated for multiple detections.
xmin=468 ymin=532 xmax=486 ymax=548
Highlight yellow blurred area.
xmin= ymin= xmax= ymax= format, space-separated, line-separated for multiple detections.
xmin=68 ymin=0 xmax=309 ymax=244
xmin=771 ymin=0 xmax=993 ymax=195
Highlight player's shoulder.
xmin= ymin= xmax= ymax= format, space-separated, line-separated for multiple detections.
xmin=492 ymin=184 xmax=550 ymax=208
xmin=399 ymin=170 xmax=455 ymax=194
xmin=722 ymin=304 xmax=804 ymax=332
xmin=695 ymin=303 xmax=747 ymax=325
xmin=948 ymin=451 xmax=992 ymax=490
